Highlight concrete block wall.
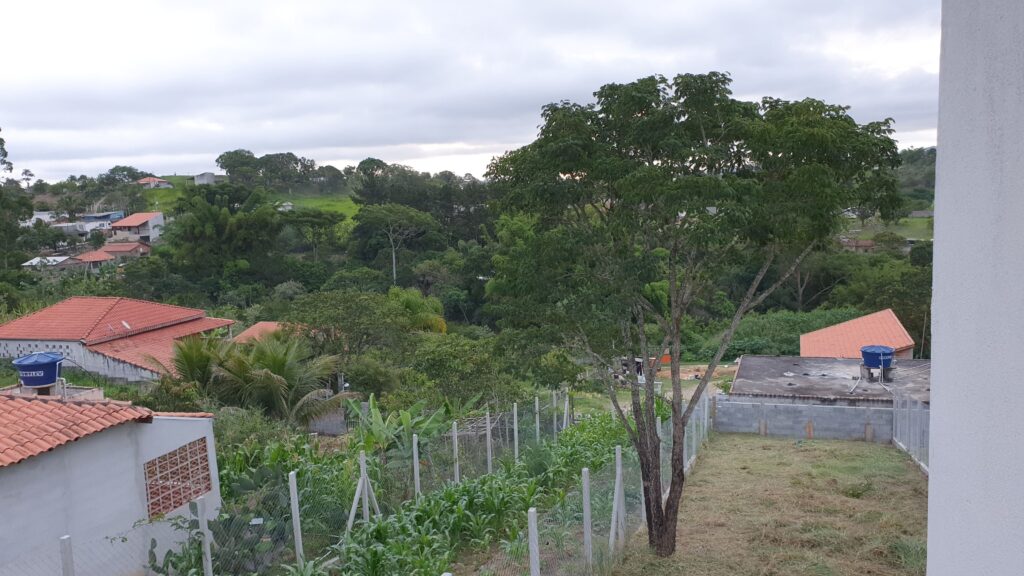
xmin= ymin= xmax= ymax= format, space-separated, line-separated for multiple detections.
xmin=715 ymin=395 xmax=893 ymax=443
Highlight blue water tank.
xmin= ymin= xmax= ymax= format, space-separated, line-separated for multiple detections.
xmin=860 ymin=345 xmax=895 ymax=369
xmin=12 ymin=352 xmax=64 ymax=388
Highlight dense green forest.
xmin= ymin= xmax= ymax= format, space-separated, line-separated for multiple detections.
xmin=0 ymin=91 xmax=935 ymax=414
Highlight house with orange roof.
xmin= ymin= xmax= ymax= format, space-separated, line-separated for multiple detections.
xmin=111 ymin=211 xmax=165 ymax=242
xmin=233 ymin=321 xmax=286 ymax=344
xmin=0 ymin=392 xmax=219 ymax=575
xmin=68 ymin=249 xmax=115 ymax=272
xmin=800 ymin=308 xmax=916 ymax=359
xmin=135 ymin=176 xmax=173 ymax=189
xmin=0 ymin=297 xmax=233 ymax=381
xmin=98 ymin=240 xmax=151 ymax=260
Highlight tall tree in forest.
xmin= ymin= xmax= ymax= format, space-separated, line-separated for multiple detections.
xmin=487 ymin=72 xmax=901 ymax=555
xmin=350 ymin=203 xmax=440 ymax=284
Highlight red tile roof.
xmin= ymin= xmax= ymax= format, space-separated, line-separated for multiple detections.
xmin=99 ymin=242 xmax=149 ymax=253
xmin=75 ymin=250 xmax=115 ymax=263
xmin=0 ymin=396 xmax=153 ymax=467
xmin=233 ymin=321 xmax=285 ymax=344
xmin=89 ymin=317 xmax=233 ymax=372
xmin=112 ymin=212 xmax=161 ymax=227
xmin=135 ymin=177 xmax=168 ymax=185
xmin=153 ymin=411 xmax=215 ymax=418
xmin=0 ymin=297 xmax=209 ymax=344
xmin=800 ymin=309 xmax=915 ymax=359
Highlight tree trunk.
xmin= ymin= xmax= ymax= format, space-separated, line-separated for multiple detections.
xmin=389 ymin=238 xmax=398 ymax=285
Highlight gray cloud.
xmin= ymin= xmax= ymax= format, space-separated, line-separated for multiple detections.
xmin=2 ymin=0 xmax=940 ymax=180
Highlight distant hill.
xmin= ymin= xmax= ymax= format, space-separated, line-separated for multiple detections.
xmin=898 ymin=147 xmax=936 ymax=209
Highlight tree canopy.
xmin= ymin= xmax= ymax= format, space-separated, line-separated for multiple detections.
xmin=487 ymin=71 xmax=903 ymax=555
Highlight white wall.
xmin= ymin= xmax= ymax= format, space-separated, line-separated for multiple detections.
xmin=930 ymin=2 xmax=1024 ymax=574
xmin=0 ymin=417 xmax=219 ymax=576
xmin=0 ymin=339 xmax=159 ymax=382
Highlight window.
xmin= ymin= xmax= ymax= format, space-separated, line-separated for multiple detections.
xmin=144 ymin=437 xmax=212 ymax=518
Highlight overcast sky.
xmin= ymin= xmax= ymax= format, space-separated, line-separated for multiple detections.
xmin=2 ymin=0 xmax=940 ymax=182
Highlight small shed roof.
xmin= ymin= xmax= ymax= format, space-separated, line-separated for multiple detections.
xmin=800 ymin=309 xmax=915 ymax=358
xmin=233 ymin=321 xmax=285 ymax=344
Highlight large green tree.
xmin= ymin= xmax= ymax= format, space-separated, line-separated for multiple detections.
xmin=349 ymin=203 xmax=441 ymax=284
xmin=167 ymin=184 xmax=282 ymax=282
xmin=487 ymin=72 xmax=901 ymax=555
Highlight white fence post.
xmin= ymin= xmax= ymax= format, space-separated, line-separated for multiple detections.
xmin=413 ymin=433 xmax=421 ymax=496
xmin=360 ymin=452 xmax=370 ymax=520
xmin=552 ymin=389 xmax=558 ymax=440
xmin=534 ymin=395 xmax=541 ymax=442
xmin=608 ymin=445 xmax=625 ymax=553
xmin=582 ymin=468 xmax=593 ymax=573
xmin=197 ymin=495 xmax=214 ymax=576
xmin=513 ymin=402 xmax=520 ymax=460
xmin=59 ymin=535 xmax=75 ymax=576
xmin=528 ymin=507 xmax=541 ymax=576
xmin=656 ymin=414 xmax=663 ymax=491
xmin=452 ymin=421 xmax=460 ymax=483
xmin=485 ymin=410 xmax=493 ymax=474
xmin=563 ymin=393 xmax=570 ymax=430
xmin=288 ymin=470 xmax=304 ymax=566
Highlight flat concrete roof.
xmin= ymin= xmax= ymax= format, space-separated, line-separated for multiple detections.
xmin=732 ymin=355 xmax=930 ymax=403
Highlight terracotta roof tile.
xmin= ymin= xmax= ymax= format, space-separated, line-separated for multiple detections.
xmin=0 ymin=396 xmax=154 ymax=467
xmin=112 ymin=212 xmax=161 ymax=227
xmin=75 ymin=250 xmax=116 ymax=263
xmin=88 ymin=317 xmax=233 ymax=373
xmin=800 ymin=309 xmax=915 ymax=359
xmin=233 ymin=321 xmax=286 ymax=344
xmin=99 ymin=242 xmax=149 ymax=253
xmin=0 ymin=297 xmax=211 ymax=343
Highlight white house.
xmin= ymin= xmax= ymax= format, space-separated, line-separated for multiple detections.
xmin=194 ymin=172 xmax=217 ymax=185
xmin=111 ymin=212 xmax=164 ymax=242
xmin=0 ymin=392 xmax=220 ymax=576
xmin=0 ymin=297 xmax=233 ymax=381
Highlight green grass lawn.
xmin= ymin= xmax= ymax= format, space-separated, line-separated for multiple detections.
xmin=285 ymin=194 xmax=360 ymax=216
xmin=575 ymin=389 xmax=635 ymax=415
xmin=615 ymin=434 xmax=928 ymax=576
xmin=850 ymin=216 xmax=933 ymax=241
xmin=142 ymin=175 xmax=189 ymax=209
xmin=140 ymin=175 xmax=360 ymax=217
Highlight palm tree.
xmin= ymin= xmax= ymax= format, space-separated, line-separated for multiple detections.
xmin=148 ymin=335 xmax=233 ymax=397
xmin=215 ymin=334 xmax=347 ymax=425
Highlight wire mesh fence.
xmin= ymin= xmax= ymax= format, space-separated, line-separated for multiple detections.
xmin=3 ymin=390 xmax=714 ymax=576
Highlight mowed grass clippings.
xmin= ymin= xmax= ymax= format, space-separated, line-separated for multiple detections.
xmin=615 ymin=434 xmax=928 ymax=576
